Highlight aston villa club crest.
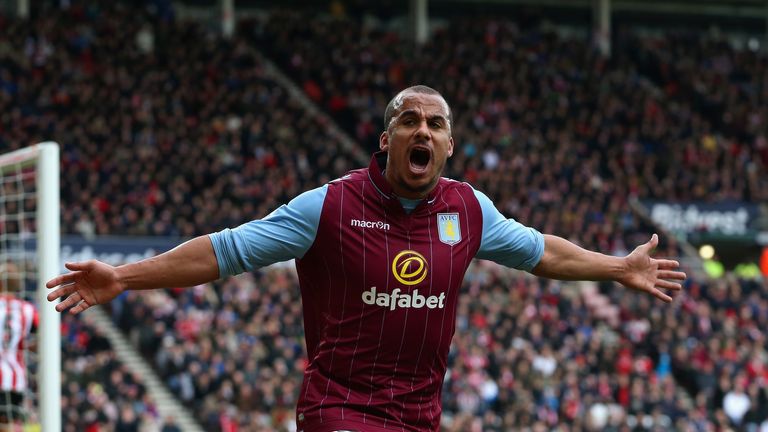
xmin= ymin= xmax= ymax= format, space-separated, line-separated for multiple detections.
xmin=437 ymin=213 xmax=461 ymax=245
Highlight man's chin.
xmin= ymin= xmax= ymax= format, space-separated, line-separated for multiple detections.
xmin=399 ymin=177 xmax=438 ymax=197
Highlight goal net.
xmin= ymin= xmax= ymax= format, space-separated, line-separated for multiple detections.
xmin=0 ymin=143 xmax=60 ymax=431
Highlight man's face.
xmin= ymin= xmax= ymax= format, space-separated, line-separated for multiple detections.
xmin=380 ymin=92 xmax=454 ymax=199
xmin=0 ymin=262 xmax=20 ymax=292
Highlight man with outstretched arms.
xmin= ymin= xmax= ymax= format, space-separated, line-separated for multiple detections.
xmin=47 ymin=85 xmax=686 ymax=432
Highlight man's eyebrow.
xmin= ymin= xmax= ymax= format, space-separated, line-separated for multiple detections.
xmin=396 ymin=109 xmax=419 ymax=118
xmin=396 ymin=110 xmax=448 ymax=122
xmin=427 ymin=114 xmax=448 ymax=122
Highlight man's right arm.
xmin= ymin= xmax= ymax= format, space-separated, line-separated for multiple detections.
xmin=47 ymin=236 xmax=220 ymax=314
xmin=47 ymin=184 xmax=328 ymax=314
xmin=116 ymin=235 xmax=220 ymax=290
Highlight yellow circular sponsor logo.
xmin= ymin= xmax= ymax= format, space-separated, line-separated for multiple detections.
xmin=392 ymin=250 xmax=428 ymax=286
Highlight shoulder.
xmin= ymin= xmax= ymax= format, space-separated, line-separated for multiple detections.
xmin=438 ymin=177 xmax=481 ymax=201
xmin=316 ymin=169 xmax=370 ymax=214
xmin=328 ymin=168 xmax=369 ymax=186
xmin=437 ymin=177 xmax=465 ymax=190
xmin=434 ymin=178 xmax=485 ymax=222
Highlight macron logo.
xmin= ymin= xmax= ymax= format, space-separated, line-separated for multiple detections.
xmin=351 ymin=219 xmax=390 ymax=230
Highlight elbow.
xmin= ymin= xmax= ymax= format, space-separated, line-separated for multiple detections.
xmin=530 ymin=250 xmax=555 ymax=278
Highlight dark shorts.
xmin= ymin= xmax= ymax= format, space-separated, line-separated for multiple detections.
xmin=0 ymin=392 xmax=24 ymax=423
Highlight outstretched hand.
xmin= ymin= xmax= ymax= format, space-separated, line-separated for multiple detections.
xmin=46 ymin=260 xmax=125 ymax=314
xmin=619 ymin=234 xmax=686 ymax=302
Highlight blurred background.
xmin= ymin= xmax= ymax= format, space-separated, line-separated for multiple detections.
xmin=0 ymin=0 xmax=767 ymax=430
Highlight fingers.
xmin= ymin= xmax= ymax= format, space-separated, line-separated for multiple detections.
xmin=46 ymin=271 xmax=81 ymax=289
xmin=658 ymin=270 xmax=687 ymax=281
xmin=45 ymin=261 xmax=94 ymax=289
xmin=655 ymin=279 xmax=682 ymax=291
xmin=44 ymin=261 xmax=100 ymax=314
xmin=64 ymin=261 xmax=94 ymax=271
xmin=52 ymin=289 xmax=93 ymax=315
xmin=649 ymin=288 xmax=673 ymax=303
xmin=46 ymin=283 xmax=79 ymax=302
xmin=55 ymin=292 xmax=82 ymax=313
xmin=656 ymin=259 xmax=681 ymax=270
xmin=69 ymin=301 xmax=91 ymax=315
xmin=645 ymin=272 xmax=683 ymax=302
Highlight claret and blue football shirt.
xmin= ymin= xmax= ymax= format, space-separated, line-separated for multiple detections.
xmin=209 ymin=152 xmax=544 ymax=432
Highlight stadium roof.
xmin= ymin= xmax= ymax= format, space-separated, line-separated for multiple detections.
xmin=172 ymin=0 xmax=768 ymax=35
xmin=436 ymin=0 xmax=768 ymax=18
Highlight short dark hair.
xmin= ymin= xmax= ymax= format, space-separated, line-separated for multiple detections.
xmin=383 ymin=85 xmax=452 ymax=132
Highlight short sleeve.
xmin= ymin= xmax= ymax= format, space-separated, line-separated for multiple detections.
xmin=209 ymin=184 xmax=328 ymax=277
xmin=473 ymin=188 xmax=545 ymax=271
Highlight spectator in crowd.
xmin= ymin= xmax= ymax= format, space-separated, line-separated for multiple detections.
xmin=0 ymin=261 xmax=37 ymax=429
xmin=723 ymin=378 xmax=750 ymax=426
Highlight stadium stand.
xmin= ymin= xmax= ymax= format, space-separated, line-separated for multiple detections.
xmin=0 ymin=2 xmax=358 ymax=238
xmin=115 ymin=262 xmax=768 ymax=430
xmin=113 ymin=270 xmax=304 ymax=430
xmin=61 ymin=312 xmax=170 ymax=431
xmin=255 ymin=11 xmax=767 ymax=249
xmin=1 ymin=0 xmax=766 ymax=430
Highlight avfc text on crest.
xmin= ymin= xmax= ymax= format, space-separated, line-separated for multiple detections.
xmin=437 ymin=213 xmax=461 ymax=245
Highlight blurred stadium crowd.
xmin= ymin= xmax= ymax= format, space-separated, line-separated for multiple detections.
xmin=61 ymin=312 xmax=183 ymax=432
xmin=113 ymin=265 xmax=768 ymax=431
xmin=0 ymin=3 xmax=360 ymax=240
xmin=0 ymin=0 xmax=767 ymax=430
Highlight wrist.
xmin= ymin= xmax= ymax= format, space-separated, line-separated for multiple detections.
xmin=613 ymin=256 xmax=630 ymax=284
xmin=114 ymin=264 xmax=131 ymax=293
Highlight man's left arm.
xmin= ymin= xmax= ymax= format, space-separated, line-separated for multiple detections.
xmin=471 ymin=187 xmax=685 ymax=302
xmin=531 ymin=234 xmax=686 ymax=303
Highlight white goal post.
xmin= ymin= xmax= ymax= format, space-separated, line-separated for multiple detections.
xmin=0 ymin=142 xmax=60 ymax=431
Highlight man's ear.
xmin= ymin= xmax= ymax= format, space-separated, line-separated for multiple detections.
xmin=379 ymin=131 xmax=389 ymax=151
xmin=447 ymin=137 xmax=454 ymax=157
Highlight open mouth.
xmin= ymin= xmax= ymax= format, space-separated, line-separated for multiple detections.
xmin=409 ymin=147 xmax=431 ymax=173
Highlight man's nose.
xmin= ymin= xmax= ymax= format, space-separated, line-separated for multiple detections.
xmin=414 ymin=120 xmax=431 ymax=139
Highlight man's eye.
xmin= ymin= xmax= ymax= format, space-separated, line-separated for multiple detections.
xmin=403 ymin=119 xmax=416 ymax=125
xmin=430 ymin=121 xmax=442 ymax=128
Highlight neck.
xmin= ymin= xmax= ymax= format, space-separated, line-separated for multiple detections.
xmin=384 ymin=170 xmax=436 ymax=200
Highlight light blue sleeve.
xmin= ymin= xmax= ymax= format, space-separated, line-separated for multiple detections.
xmin=208 ymin=184 xmax=328 ymax=277
xmin=473 ymin=188 xmax=545 ymax=271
